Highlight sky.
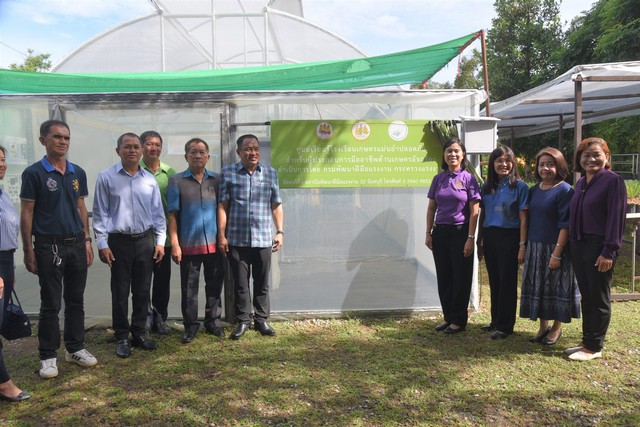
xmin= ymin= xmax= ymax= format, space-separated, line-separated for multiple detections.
xmin=0 ymin=0 xmax=594 ymax=83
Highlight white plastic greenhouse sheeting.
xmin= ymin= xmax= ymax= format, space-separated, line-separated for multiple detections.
xmin=53 ymin=0 xmax=367 ymax=73
xmin=0 ymin=89 xmax=486 ymax=322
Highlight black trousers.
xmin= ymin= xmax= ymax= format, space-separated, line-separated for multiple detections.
xmin=431 ymin=223 xmax=473 ymax=327
xmin=483 ymin=227 xmax=520 ymax=333
xmin=180 ymin=252 xmax=224 ymax=329
xmin=150 ymin=252 xmax=172 ymax=321
xmin=108 ymin=231 xmax=154 ymax=340
xmin=34 ymin=236 xmax=87 ymax=359
xmin=228 ymin=246 xmax=271 ymax=323
xmin=570 ymin=236 xmax=612 ymax=352
xmin=0 ymin=250 xmax=16 ymax=382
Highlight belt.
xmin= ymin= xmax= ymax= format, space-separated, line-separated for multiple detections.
xmin=0 ymin=249 xmax=16 ymax=254
xmin=109 ymin=229 xmax=153 ymax=241
xmin=35 ymin=233 xmax=85 ymax=245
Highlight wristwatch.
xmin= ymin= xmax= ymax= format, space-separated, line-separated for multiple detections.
xmin=276 ymin=230 xmax=284 ymax=235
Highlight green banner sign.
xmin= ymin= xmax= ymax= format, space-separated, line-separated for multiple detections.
xmin=271 ymin=120 xmax=443 ymax=188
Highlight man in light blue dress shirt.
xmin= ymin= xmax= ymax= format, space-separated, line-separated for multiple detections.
xmin=93 ymin=133 xmax=166 ymax=358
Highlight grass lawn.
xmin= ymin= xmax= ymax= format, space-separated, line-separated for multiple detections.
xmin=1 ymin=259 xmax=639 ymax=426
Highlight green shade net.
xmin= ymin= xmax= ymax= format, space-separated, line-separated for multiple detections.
xmin=0 ymin=32 xmax=479 ymax=94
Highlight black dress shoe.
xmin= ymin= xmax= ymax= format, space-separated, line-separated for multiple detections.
xmin=132 ymin=334 xmax=158 ymax=350
xmin=144 ymin=313 xmax=154 ymax=333
xmin=205 ymin=325 xmax=226 ymax=338
xmin=182 ymin=324 xmax=200 ymax=344
xmin=443 ymin=325 xmax=465 ymax=334
xmin=529 ymin=328 xmax=551 ymax=343
xmin=434 ymin=322 xmax=450 ymax=332
xmin=481 ymin=324 xmax=495 ymax=332
xmin=116 ymin=339 xmax=131 ymax=358
xmin=0 ymin=391 xmax=32 ymax=402
xmin=542 ymin=331 xmax=562 ymax=345
xmin=230 ymin=323 xmax=250 ymax=340
xmin=254 ymin=320 xmax=276 ymax=336
xmin=490 ymin=330 xmax=510 ymax=340
xmin=153 ymin=312 xmax=172 ymax=335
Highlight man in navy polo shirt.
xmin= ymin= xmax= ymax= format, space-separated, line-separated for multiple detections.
xmin=20 ymin=120 xmax=97 ymax=379
xmin=167 ymin=138 xmax=224 ymax=343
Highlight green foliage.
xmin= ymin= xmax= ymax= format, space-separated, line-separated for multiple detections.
xmin=2 ymin=291 xmax=639 ymax=425
xmin=8 ymin=49 xmax=52 ymax=72
xmin=487 ymin=0 xmax=564 ymax=101
xmin=453 ymin=51 xmax=484 ymax=89
xmin=625 ymin=180 xmax=640 ymax=199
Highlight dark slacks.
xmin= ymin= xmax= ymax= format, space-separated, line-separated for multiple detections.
xmin=34 ymin=237 xmax=87 ymax=359
xmin=180 ymin=252 xmax=224 ymax=329
xmin=228 ymin=246 xmax=271 ymax=323
xmin=150 ymin=252 xmax=172 ymax=321
xmin=431 ymin=223 xmax=473 ymax=327
xmin=483 ymin=227 xmax=520 ymax=333
xmin=0 ymin=250 xmax=16 ymax=382
xmin=108 ymin=232 xmax=154 ymax=340
xmin=570 ymin=236 xmax=612 ymax=352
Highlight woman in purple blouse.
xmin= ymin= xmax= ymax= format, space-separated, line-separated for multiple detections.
xmin=426 ymin=138 xmax=480 ymax=334
xmin=567 ymin=137 xmax=627 ymax=361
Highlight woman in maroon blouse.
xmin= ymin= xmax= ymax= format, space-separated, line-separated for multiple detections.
xmin=567 ymin=137 xmax=627 ymax=361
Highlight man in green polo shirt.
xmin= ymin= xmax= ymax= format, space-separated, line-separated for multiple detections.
xmin=140 ymin=131 xmax=177 ymax=335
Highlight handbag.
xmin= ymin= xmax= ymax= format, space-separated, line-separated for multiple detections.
xmin=1 ymin=288 xmax=32 ymax=340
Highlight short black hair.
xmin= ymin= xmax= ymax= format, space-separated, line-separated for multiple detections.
xmin=40 ymin=120 xmax=69 ymax=137
xmin=140 ymin=130 xmax=163 ymax=146
xmin=184 ymin=138 xmax=209 ymax=154
xmin=236 ymin=134 xmax=259 ymax=149
xmin=117 ymin=132 xmax=140 ymax=147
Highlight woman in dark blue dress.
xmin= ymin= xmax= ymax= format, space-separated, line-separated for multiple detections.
xmin=520 ymin=147 xmax=580 ymax=346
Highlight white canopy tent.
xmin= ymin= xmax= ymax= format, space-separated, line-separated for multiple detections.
xmin=486 ymin=61 xmax=640 ymax=143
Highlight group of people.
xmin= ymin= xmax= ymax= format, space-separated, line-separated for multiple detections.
xmin=426 ymin=137 xmax=627 ymax=362
xmin=0 ymin=120 xmax=283 ymax=402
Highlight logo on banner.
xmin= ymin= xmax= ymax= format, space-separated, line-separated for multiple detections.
xmin=352 ymin=121 xmax=370 ymax=141
xmin=388 ymin=121 xmax=409 ymax=141
xmin=316 ymin=122 xmax=334 ymax=140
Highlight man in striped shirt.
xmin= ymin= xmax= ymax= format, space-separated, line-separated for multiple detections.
xmin=218 ymin=134 xmax=283 ymax=340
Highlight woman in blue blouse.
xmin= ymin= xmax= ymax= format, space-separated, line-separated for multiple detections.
xmin=426 ymin=138 xmax=480 ymax=334
xmin=567 ymin=137 xmax=626 ymax=361
xmin=0 ymin=146 xmax=31 ymax=402
xmin=477 ymin=146 xmax=528 ymax=340
xmin=520 ymin=147 xmax=580 ymax=345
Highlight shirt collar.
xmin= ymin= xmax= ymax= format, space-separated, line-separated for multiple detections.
xmin=116 ymin=162 xmax=142 ymax=176
xmin=140 ymin=158 xmax=171 ymax=175
xmin=235 ymin=161 xmax=262 ymax=174
xmin=40 ymin=156 xmax=75 ymax=174
xmin=184 ymin=168 xmax=213 ymax=179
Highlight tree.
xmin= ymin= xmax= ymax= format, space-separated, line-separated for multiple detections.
xmin=486 ymin=0 xmax=564 ymax=101
xmin=559 ymin=0 xmax=640 ymax=157
xmin=453 ymin=51 xmax=483 ymax=90
xmin=9 ymin=49 xmax=52 ymax=72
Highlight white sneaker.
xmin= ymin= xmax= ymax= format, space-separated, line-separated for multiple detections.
xmin=39 ymin=358 xmax=59 ymax=378
xmin=564 ymin=345 xmax=584 ymax=355
xmin=568 ymin=350 xmax=602 ymax=361
xmin=65 ymin=349 xmax=98 ymax=367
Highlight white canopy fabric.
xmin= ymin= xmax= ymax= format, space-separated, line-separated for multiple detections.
xmin=53 ymin=0 xmax=367 ymax=73
xmin=485 ymin=61 xmax=640 ymax=139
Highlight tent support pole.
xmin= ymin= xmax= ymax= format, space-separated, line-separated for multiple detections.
xmin=480 ymin=30 xmax=491 ymax=117
xmin=558 ymin=114 xmax=563 ymax=150
xmin=574 ymin=78 xmax=583 ymax=181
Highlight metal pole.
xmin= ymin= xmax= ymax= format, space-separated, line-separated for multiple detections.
xmin=480 ymin=30 xmax=491 ymax=117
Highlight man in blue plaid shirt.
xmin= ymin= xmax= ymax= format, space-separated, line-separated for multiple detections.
xmin=218 ymin=134 xmax=284 ymax=340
